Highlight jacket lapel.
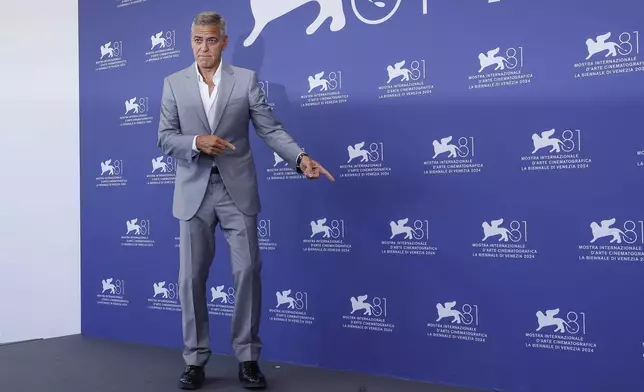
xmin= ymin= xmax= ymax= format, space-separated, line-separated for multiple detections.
xmin=211 ymin=61 xmax=235 ymax=135
xmin=184 ymin=63 xmax=211 ymax=133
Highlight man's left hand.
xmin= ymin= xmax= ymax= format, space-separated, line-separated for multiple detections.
xmin=299 ymin=156 xmax=335 ymax=182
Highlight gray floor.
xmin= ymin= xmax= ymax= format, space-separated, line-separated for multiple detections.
xmin=0 ymin=335 xmax=478 ymax=392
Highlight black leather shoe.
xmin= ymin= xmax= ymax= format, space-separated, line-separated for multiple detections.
xmin=238 ymin=361 xmax=267 ymax=389
xmin=178 ymin=365 xmax=205 ymax=390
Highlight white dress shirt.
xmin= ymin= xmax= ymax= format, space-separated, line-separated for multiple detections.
xmin=192 ymin=59 xmax=222 ymax=157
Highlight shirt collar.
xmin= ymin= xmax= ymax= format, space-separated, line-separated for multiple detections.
xmin=195 ymin=58 xmax=223 ymax=84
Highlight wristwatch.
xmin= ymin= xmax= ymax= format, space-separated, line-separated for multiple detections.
xmin=296 ymin=152 xmax=308 ymax=173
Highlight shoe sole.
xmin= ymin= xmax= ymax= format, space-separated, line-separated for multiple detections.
xmin=241 ymin=381 xmax=267 ymax=390
xmin=178 ymin=381 xmax=204 ymax=390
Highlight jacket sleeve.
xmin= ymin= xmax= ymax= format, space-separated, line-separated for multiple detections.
xmin=157 ymin=77 xmax=199 ymax=162
xmin=248 ymin=71 xmax=304 ymax=169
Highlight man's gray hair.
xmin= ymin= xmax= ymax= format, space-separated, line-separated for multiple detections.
xmin=192 ymin=11 xmax=227 ymax=35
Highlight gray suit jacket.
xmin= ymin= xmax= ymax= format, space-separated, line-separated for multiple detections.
xmin=157 ymin=61 xmax=304 ymax=220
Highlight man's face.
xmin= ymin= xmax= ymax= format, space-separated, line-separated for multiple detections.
xmin=191 ymin=24 xmax=228 ymax=69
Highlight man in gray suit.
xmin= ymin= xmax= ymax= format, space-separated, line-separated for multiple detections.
xmin=157 ymin=11 xmax=334 ymax=390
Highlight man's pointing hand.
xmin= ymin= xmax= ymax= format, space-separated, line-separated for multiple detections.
xmin=299 ymin=155 xmax=335 ymax=182
xmin=196 ymin=135 xmax=236 ymax=155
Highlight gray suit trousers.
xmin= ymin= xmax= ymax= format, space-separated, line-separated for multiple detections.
xmin=179 ymin=171 xmax=262 ymax=366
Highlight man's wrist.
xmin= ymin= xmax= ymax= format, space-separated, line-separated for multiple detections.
xmin=192 ymin=136 xmax=199 ymax=152
xmin=296 ymin=152 xmax=308 ymax=173
xmin=296 ymin=152 xmax=308 ymax=165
